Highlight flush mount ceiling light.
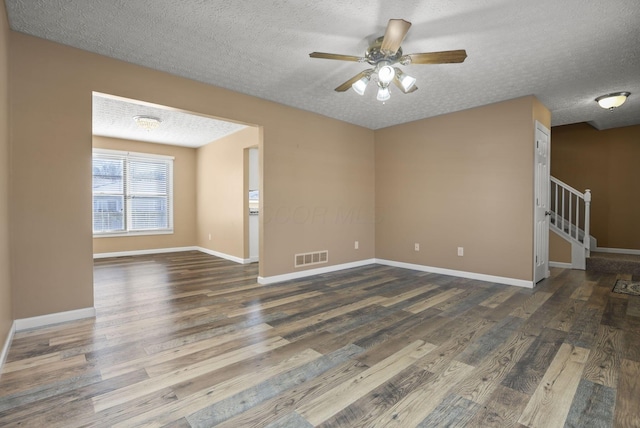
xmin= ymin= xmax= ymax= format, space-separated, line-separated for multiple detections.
xmin=595 ymin=92 xmax=630 ymax=110
xmin=310 ymin=18 xmax=467 ymax=102
xmin=133 ymin=115 xmax=162 ymax=130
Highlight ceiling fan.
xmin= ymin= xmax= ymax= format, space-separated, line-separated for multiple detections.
xmin=309 ymin=19 xmax=467 ymax=101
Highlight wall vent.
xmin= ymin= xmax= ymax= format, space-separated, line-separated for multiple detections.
xmin=294 ymin=250 xmax=328 ymax=268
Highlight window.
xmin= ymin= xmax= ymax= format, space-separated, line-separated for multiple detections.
xmin=92 ymin=149 xmax=174 ymax=236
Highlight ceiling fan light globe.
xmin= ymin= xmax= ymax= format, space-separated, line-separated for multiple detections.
xmin=352 ymin=76 xmax=369 ymax=96
xmin=399 ymin=74 xmax=417 ymax=92
xmin=377 ymin=86 xmax=390 ymax=101
xmin=378 ymin=65 xmax=395 ymax=85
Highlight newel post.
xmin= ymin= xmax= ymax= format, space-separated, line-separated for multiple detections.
xmin=584 ymin=189 xmax=591 ymax=251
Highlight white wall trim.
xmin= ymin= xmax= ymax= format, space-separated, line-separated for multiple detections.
xmin=196 ymin=247 xmax=251 ymax=264
xmin=93 ymin=246 xmax=198 ymax=259
xmin=0 ymin=321 xmax=16 ymax=377
xmin=14 ymin=307 xmax=96 ymax=332
xmin=259 ymin=258 xmax=534 ymax=288
xmin=93 ymin=246 xmax=252 ymax=264
xmin=247 ymin=256 xmax=259 ymax=263
xmin=594 ymin=247 xmax=640 ymax=256
xmin=375 ymin=259 xmax=535 ymax=289
xmin=258 ymin=259 xmax=376 ymax=285
xmin=549 ymin=261 xmax=573 ymax=269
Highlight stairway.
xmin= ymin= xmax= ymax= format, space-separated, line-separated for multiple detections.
xmin=549 ymin=176 xmax=640 ymax=274
xmin=549 ymin=176 xmax=592 ymax=270
xmin=586 ymin=251 xmax=640 ymax=275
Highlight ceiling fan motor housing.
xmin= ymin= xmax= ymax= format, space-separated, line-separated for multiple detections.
xmin=366 ymin=37 xmax=403 ymax=65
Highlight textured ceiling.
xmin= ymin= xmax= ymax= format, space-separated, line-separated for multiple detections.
xmin=92 ymin=94 xmax=247 ymax=148
xmin=6 ymin=0 xmax=640 ymax=131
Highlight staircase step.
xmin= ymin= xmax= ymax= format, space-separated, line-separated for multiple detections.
xmin=587 ymin=252 xmax=640 ymax=275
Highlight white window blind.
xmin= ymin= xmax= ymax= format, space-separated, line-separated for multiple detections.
xmin=92 ymin=150 xmax=174 ymax=236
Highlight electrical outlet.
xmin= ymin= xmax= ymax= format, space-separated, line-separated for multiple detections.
xmin=354 ymin=241 xmax=359 ymax=250
xmin=458 ymin=247 xmax=464 ymax=256
xmin=415 ymin=243 xmax=420 ymax=251
xmin=208 ymin=233 xmax=212 ymax=241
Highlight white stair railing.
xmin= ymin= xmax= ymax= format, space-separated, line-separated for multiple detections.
xmin=550 ymin=176 xmax=591 ymax=259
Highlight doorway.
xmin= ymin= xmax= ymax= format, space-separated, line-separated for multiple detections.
xmin=533 ymin=121 xmax=551 ymax=283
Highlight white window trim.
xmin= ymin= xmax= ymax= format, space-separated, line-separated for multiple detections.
xmin=93 ymin=148 xmax=175 ymax=161
xmin=93 ymin=148 xmax=175 ymax=237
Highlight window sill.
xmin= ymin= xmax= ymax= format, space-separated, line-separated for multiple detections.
xmin=93 ymin=230 xmax=174 ymax=238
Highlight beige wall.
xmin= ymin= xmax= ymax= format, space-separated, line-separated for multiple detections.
xmin=9 ymin=31 xmax=375 ymax=318
xmin=92 ymin=136 xmax=197 ymax=254
xmin=196 ymin=127 xmax=259 ymax=259
xmin=0 ymin=0 xmax=12 ymax=347
xmin=375 ymin=96 xmax=550 ymax=281
xmin=264 ymin=118 xmax=376 ymax=275
xmin=552 ymin=123 xmax=640 ymax=250
xmin=549 ymin=231 xmax=571 ymax=264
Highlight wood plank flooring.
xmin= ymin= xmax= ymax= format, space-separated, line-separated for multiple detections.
xmin=1 ymin=251 xmax=639 ymax=427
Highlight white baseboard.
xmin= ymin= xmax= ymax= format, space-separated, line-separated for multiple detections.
xmin=258 ymin=259 xmax=376 ymax=285
xmin=549 ymin=261 xmax=573 ymax=269
xmin=375 ymin=259 xmax=535 ymax=289
xmin=0 ymin=321 xmax=15 ymax=377
xmin=259 ymin=258 xmax=534 ymax=288
xmin=93 ymin=246 xmax=253 ymax=265
xmin=93 ymin=246 xmax=199 ymax=259
xmin=196 ymin=247 xmax=251 ymax=264
xmin=247 ymin=256 xmax=259 ymax=263
xmin=594 ymin=247 xmax=640 ymax=256
xmin=14 ymin=307 xmax=96 ymax=332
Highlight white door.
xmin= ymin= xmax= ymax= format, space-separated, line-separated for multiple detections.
xmin=534 ymin=121 xmax=550 ymax=283
xmin=248 ymin=148 xmax=259 ymax=262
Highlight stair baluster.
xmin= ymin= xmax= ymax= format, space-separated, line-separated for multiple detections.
xmin=550 ymin=176 xmax=592 ymax=269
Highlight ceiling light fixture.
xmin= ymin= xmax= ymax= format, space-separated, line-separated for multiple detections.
xmin=133 ymin=115 xmax=162 ymax=130
xmin=377 ymin=63 xmax=395 ymax=85
xmin=310 ymin=19 xmax=468 ymax=105
xmin=395 ymin=68 xmax=416 ymax=92
xmin=595 ymin=92 xmax=630 ymax=110
xmin=351 ymin=63 xmax=417 ymax=102
xmin=376 ymin=84 xmax=390 ymax=102
xmin=351 ymin=74 xmax=371 ymax=96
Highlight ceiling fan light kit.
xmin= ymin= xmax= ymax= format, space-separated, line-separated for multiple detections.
xmin=595 ymin=92 xmax=630 ymax=110
xmin=377 ymin=63 xmax=395 ymax=85
xmin=352 ymin=73 xmax=371 ymax=95
xmin=395 ymin=67 xmax=417 ymax=92
xmin=309 ymin=18 xmax=467 ymax=102
xmin=377 ymin=85 xmax=391 ymax=101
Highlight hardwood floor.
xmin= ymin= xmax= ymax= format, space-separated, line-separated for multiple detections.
xmin=1 ymin=251 xmax=638 ymax=427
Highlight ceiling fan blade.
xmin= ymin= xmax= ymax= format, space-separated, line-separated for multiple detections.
xmin=380 ymin=19 xmax=412 ymax=55
xmin=309 ymin=52 xmax=364 ymax=62
xmin=335 ymin=70 xmax=370 ymax=92
xmin=405 ymin=50 xmax=467 ymax=64
xmin=393 ymin=76 xmax=418 ymax=94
